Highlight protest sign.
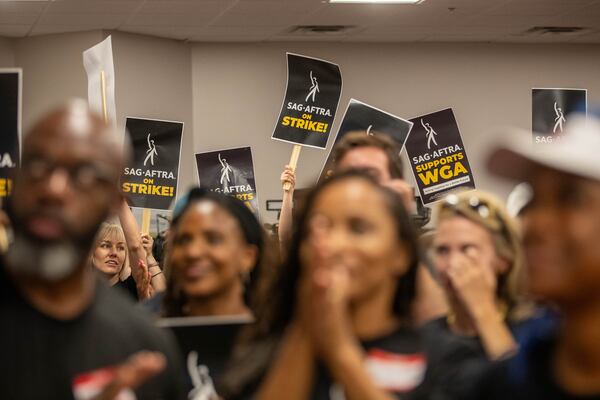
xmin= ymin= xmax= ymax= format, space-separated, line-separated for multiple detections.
xmin=195 ymin=146 xmax=259 ymax=215
xmin=272 ymin=53 xmax=342 ymax=150
xmin=158 ymin=316 xmax=251 ymax=399
xmin=318 ymin=99 xmax=413 ymax=181
xmin=405 ymin=108 xmax=475 ymax=204
xmin=0 ymin=69 xmax=21 ymax=198
xmin=121 ymin=117 xmax=184 ymax=210
xmin=532 ymin=88 xmax=587 ymax=143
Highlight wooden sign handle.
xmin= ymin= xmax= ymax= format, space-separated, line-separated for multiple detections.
xmin=141 ymin=208 xmax=152 ymax=235
xmin=283 ymin=145 xmax=302 ymax=192
xmin=100 ymin=70 xmax=108 ymax=124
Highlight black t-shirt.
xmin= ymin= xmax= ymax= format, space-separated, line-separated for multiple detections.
xmin=114 ymin=274 xmax=139 ymax=301
xmin=227 ymin=326 xmax=430 ymax=400
xmin=0 ymin=265 xmax=185 ymax=400
xmin=468 ymin=332 xmax=600 ymax=400
xmin=420 ymin=317 xmax=490 ymax=400
xmin=312 ymin=327 xmax=431 ymax=400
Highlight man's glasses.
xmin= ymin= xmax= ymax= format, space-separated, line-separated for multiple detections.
xmin=21 ymin=156 xmax=116 ymax=191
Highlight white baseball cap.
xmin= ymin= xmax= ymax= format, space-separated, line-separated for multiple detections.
xmin=488 ymin=114 xmax=600 ymax=183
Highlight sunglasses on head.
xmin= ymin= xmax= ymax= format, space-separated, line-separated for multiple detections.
xmin=440 ymin=193 xmax=511 ymax=239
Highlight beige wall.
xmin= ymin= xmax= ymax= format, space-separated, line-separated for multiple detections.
xmin=14 ymin=31 xmax=104 ymax=133
xmin=191 ymin=42 xmax=600 ymax=223
xmin=0 ymin=37 xmax=14 ymax=67
xmin=3 ymin=32 xmax=599 ymax=224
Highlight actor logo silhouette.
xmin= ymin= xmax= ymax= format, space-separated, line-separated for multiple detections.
xmin=186 ymin=351 xmax=218 ymax=400
xmin=305 ymin=70 xmax=320 ymax=103
xmin=219 ymin=153 xmax=233 ymax=189
xmin=553 ymin=101 xmax=566 ymax=134
xmin=421 ymin=119 xmax=438 ymax=150
xmin=143 ymin=133 xmax=158 ymax=167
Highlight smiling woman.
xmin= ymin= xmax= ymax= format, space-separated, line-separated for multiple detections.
xmin=159 ymin=188 xmax=270 ymax=318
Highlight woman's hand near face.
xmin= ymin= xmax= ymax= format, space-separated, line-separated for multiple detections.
xmin=446 ymin=247 xmax=498 ymax=320
xmin=300 ymin=216 xmax=359 ymax=363
xmin=448 ymin=248 xmax=518 ymax=360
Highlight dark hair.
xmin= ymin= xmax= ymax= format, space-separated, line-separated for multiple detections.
xmin=163 ymin=188 xmax=266 ymax=317
xmin=218 ymin=171 xmax=420 ymax=398
xmin=332 ymin=131 xmax=404 ymax=179
xmin=254 ymin=170 xmax=419 ymax=336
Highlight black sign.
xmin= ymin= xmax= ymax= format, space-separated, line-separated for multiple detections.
xmin=405 ymin=108 xmax=475 ymax=205
xmin=319 ymin=99 xmax=413 ymax=181
xmin=121 ymin=117 xmax=184 ymax=210
xmin=195 ymin=147 xmax=259 ymax=216
xmin=0 ymin=70 xmax=21 ymax=198
xmin=158 ymin=316 xmax=251 ymax=399
xmin=271 ymin=53 xmax=342 ymax=149
xmin=532 ymin=88 xmax=587 ymax=143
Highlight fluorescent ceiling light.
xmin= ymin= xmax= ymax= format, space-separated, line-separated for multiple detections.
xmin=329 ymin=0 xmax=424 ymax=4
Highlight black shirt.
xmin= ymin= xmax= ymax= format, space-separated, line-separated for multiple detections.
xmin=312 ymin=327 xmax=431 ymax=400
xmin=468 ymin=331 xmax=600 ymax=400
xmin=420 ymin=317 xmax=490 ymax=400
xmin=0 ymin=265 xmax=185 ymax=400
xmin=226 ymin=326 xmax=431 ymax=400
xmin=114 ymin=274 xmax=139 ymax=301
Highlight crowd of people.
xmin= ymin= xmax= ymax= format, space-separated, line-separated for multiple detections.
xmin=1 ymin=100 xmax=600 ymax=400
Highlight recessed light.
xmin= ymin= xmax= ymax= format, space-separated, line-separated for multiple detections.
xmin=329 ymin=0 xmax=424 ymax=4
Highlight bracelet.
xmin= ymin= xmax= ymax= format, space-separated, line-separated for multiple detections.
xmin=151 ymin=271 xmax=163 ymax=278
xmin=148 ymin=262 xmax=159 ymax=267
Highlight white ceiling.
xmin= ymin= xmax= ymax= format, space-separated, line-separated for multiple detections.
xmin=1 ymin=0 xmax=599 ymax=43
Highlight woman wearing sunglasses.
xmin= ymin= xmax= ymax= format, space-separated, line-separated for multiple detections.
xmin=424 ymin=190 xmax=531 ymax=400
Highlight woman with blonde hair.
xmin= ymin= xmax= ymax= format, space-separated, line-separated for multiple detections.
xmin=91 ymin=199 xmax=166 ymax=300
xmin=423 ymin=190 xmax=531 ymax=400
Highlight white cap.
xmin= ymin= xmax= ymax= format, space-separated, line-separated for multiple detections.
xmin=488 ymin=115 xmax=600 ymax=183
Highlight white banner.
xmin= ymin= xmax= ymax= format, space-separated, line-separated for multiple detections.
xmin=83 ymin=35 xmax=116 ymax=127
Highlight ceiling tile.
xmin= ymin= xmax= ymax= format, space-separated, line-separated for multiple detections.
xmin=44 ymin=0 xmax=142 ymax=15
xmin=119 ymin=25 xmax=197 ymax=40
xmin=0 ymin=24 xmax=30 ymax=37
xmin=29 ymin=24 xmax=102 ymax=36
xmin=37 ymin=13 xmax=128 ymax=27
xmin=125 ymin=13 xmax=215 ymax=27
xmin=490 ymin=0 xmax=591 ymax=17
xmin=344 ymin=31 xmax=429 ymax=42
xmin=0 ymin=1 xmax=47 ymax=14
xmin=0 ymin=13 xmax=39 ymax=25
xmin=136 ymin=1 xmax=232 ymax=15
xmin=0 ymin=0 xmax=596 ymax=43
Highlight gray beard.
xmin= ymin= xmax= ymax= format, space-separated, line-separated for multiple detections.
xmin=6 ymin=232 xmax=86 ymax=282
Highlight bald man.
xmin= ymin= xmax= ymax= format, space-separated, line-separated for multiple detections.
xmin=0 ymin=100 xmax=184 ymax=399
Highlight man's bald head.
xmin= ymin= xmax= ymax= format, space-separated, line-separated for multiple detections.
xmin=24 ymin=99 xmax=130 ymax=170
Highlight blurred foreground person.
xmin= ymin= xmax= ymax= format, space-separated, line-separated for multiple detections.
xmin=425 ymin=190 xmax=530 ymax=399
xmin=470 ymin=115 xmax=600 ymax=399
xmin=0 ymin=100 xmax=184 ymax=399
xmin=220 ymin=171 xmax=431 ymax=400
